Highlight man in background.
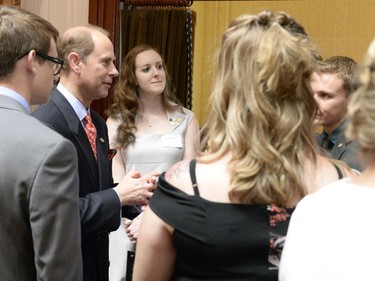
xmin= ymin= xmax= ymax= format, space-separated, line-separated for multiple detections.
xmin=312 ymin=55 xmax=362 ymax=172
xmin=0 ymin=6 xmax=82 ymax=281
xmin=32 ymin=25 xmax=159 ymax=281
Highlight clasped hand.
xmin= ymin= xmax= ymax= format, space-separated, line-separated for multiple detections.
xmin=114 ymin=166 xmax=160 ymax=206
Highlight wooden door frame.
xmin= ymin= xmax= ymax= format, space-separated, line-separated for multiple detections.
xmin=89 ymin=0 xmax=120 ymax=54
xmin=88 ymin=0 xmax=120 ymax=118
xmin=0 ymin=0 xmax=20 ymax=5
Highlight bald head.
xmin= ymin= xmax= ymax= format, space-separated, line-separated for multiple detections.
xmin=58 ymin=25 xmax=110 ymax=72
xmin=56 ymin=24 xmax=118 ymax=107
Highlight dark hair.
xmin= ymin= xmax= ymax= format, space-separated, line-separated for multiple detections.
xmin=0 ymin=6 xmax=59 ymax=77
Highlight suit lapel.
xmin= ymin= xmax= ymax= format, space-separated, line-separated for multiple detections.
xmin=331 ymin=135 xmax=351 ymax=159
xmin=90 ymin=111 xmax=112 ymax=191
xmin=51 ymin=90 xmax=99 ymax=183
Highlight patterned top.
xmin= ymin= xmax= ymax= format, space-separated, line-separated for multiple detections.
xmin=268 ymin=204 xmax=294 ymax=268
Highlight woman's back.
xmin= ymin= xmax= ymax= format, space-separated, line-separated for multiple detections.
xmin=149 ymin=159 xmax=284 ymax=280
xmin=151 ymin=153 xmax=353 ymax=280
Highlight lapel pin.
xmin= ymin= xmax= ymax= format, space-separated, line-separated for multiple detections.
xmin=99 ymin=137 xmax=105 ymax=143
xmin=168 ymin=117 xmax=183 ymax=127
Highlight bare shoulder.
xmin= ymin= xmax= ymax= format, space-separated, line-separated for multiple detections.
xmin=164 ymin=160 xmax=195 ymax=195
xmin=105 ymin=117 xmax=119 ymax=147
xmin=165 ymin=160 xmax=190 ymax=182
xmin=106 ymin=117 xmax=117 ymax=134
xmin=106 ymin=116 xmax=115 ymax=127
xmin=313 ymin=155 xmax=359 ymax=193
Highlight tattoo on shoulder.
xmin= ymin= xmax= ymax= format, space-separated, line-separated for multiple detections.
xmin=165 ymin=160 xmax=190 ymax=181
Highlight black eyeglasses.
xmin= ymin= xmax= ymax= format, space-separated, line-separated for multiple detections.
xmin=17 ymin=51 xmax=64 ymax=76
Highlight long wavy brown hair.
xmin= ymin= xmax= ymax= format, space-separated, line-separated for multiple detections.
xmin=200 ymin=11 xmax=320 ymax=206
xmin=106 ymin=44 xmax=181 ymax=149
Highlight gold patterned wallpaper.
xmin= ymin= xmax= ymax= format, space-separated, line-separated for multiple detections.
xmin=12 ymin=0 xmax=375 ymax=124
xmin=191 ymin=0 xmax=375 ymax=125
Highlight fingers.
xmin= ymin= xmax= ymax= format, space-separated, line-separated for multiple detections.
xmin=127 ymin=166 xmax=141 ymax=179
xmin=123 ymin=218 xmax=137 ymax=243
xmin=145 ymin=170 xmax=161 ymax=178
xmin=139 ymin=173 xmax=159 ymax=190
xmin=125 ymin=213 xmax=143 ymax=244
xmin=128 ymin=186 xmax=154 ymax=206
xmin=145 ymin=191 xmax=154 ymax=201
xmin=126 ymin=227 xmax=137 ymax=243
xmin=148 ymin=176 xmax=158 ymax=186
xmin=135 ymin=191 xmax=154 ymax=206
xmin=123 ymin=218 xmax=132 ymax=228
xmin=126 ymin=228 xmax=137 ymax=243
xmin=140 ymin=204 xmax=147 ymax=211
xmin=127 ymin=168 xmax=160 ymax=183
xmin=115 ymin=170 xmax=158 ymax=206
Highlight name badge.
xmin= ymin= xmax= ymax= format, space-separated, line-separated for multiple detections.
xmin=162 ymin=135 xmax=183 ymax=148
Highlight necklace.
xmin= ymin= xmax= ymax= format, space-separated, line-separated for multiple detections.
xmin=138 ymin=110 xmax=163 ymax=127
xmin=140 ymin=114 xmax=156 ymax=127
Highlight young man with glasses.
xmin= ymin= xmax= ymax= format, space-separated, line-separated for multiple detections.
xmin=18 ymin=51 xmax=64 ymax=76
xmin=0 ymin=6 xmax=82 ymax=281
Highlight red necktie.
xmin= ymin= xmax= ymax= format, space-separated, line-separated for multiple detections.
xmin=84 ymin=113 xmax=97 ymax=160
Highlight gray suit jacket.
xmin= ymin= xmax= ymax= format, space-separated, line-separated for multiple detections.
xmin=317 ymin=131 xmax=362 ymax=172
xmin=0 ymin=95 xmax=82 ymax=280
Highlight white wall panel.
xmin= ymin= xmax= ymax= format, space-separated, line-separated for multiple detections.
xmin=20 ymin=0 xmax=89 ymax=34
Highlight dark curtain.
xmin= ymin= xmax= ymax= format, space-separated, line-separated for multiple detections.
xmin=119 ymin=6 xmax=195 ymax=109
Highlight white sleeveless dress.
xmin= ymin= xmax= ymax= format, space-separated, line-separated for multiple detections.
xmin=108 ymin=107 xmax=195 ymax=281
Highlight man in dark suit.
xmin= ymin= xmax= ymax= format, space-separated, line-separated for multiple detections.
xmin=0 ymin=6 xmax=82 ymax=281
xmin=312 ymin=56 xmax=362 ymax=172
xmin=32 ymin=25 xmax=158 ymax=281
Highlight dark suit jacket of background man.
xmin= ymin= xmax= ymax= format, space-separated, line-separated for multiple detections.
xmin=316 ymin=131 xmax=362 ymax=172
xmin=32 ymin=87 xmax=121 ymax=281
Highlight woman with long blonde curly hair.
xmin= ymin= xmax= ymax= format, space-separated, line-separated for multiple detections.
xmin=133 ymin=11 xmax=353 ymax=281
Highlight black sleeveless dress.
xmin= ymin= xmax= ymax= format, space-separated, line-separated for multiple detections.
xmin=148 ymin=160 xmax=299 ymax=281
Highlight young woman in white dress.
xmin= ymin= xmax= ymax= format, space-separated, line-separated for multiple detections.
xmin=106 ymin=44 xmax=199 ymax=281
